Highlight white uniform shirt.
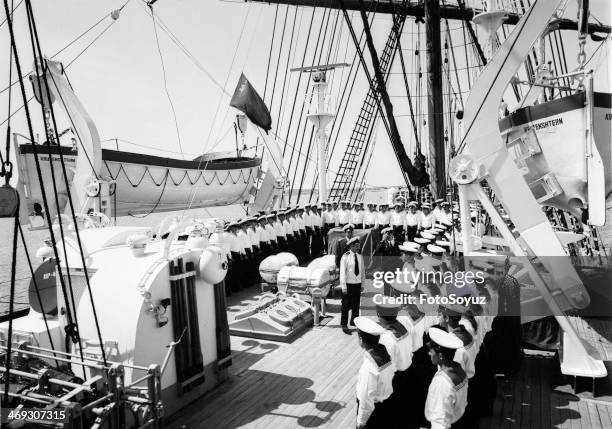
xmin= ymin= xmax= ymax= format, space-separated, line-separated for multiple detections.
xmin=454 ymin=340 xmax=477 ymax=379
xmin=290 ymin=217 xmax=300 ymax=233
xmin=313 ymin=212 xmax=324 ymax=228
xmin=364 ymin=211 xmax=378 ymax=228
xmin=283 ymin=219 xmax=293 ymax=236
xmin=399 ymin=313 xmax=426 ymax=352
xmin=425 ymin=369 xmax=469 ymax=429
xmin=432 ymin=207 xmax=443 ymax=222
xmin=391 ymin=211 xmax=406 ymax=228
xmin=265 ymin=224 xmax=277 ymax=242
xmin=337 ymin=209 xmax=350 ymax=225
xmin=379 ymin=328 xmax=413 ymax=371
xmin=256 ymin=225 xmax=269 ymax=243
xmin=296 ymin=216 xmax=306 ymax=231
xmin=236 ymin=230 xmax=251 ymax=254
xmin=247 ymin=228 xmax=259 ymax=247
xmin=228 ymin=232 xmax=241 ymax=253
xmin=421 ymin=212 xmax=436 ymax=229
xmin=303 ymin=212 xmax=313 ymax=228
xmin=350 ymin=210 xmax=364 ymax=226
xmin=339 ymin=250 xmax=365 ymax=286
xmin=323 ymin=210 xmax=337 ymax=225
xmin=405 ymin=212 xmax=421 ymax=228
xmin=274 ymin=220 xmax=286 ymax=238
xmin=377 ymin=211 xmax=391 ymax=226
xmin=356 ymin=352 xmax=396 ymax=427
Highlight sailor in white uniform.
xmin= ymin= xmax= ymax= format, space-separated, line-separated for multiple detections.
xmin=273 ymin=212 xmax=287 ymax=252
xmin=363 ymin=203 xmax=379 ymax=229
xmin=425 ymin=327 xmax=469 ymax=429
xmin=337 ymin=201 xmax=351 ymax=227
xmin=339 ymin=236 xmax=365 ymax=331
xmin=420 ymin=203 xmax=436 ymax=230
xmin=350 ymin=202 xmax=365 ymax=227
xmin=265 ymin=214 xmax=278 ymax=253
xmin=432 ymin=199 xmax=444 ymax=223
xmin=405 ymin=201 xmax=421 ymax=241
xmin=354 ymin=317 xmax=396 ymax=429
xmin=390 ymin=202 xmax=407 ymax=243
xmin=377 ymin=204 xmax=391 ymax=231
xmin=376 ymin=302 xmax=414 ymax=414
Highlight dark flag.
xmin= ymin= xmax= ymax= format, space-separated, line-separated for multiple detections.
xmin=230 ymin=73 xmax=272 ymax=132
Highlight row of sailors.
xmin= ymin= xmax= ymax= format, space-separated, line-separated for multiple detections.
xmin=354 ymin=289 xmax=498 ymax=429
xmin=320 ymin=199 xmax=454 ymax=231
xmin=210 ymin=205 xmax=327 ymax=293
xmin=346 ymin=221 xmax=498 ymax=428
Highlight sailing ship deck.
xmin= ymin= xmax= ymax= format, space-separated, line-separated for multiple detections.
xmin=168 ymin=283 xmax=612 ymax=429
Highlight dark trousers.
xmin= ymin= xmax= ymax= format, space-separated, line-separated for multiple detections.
xmin=392 ymin=226 xmax=404 ymax=244
xmin=356 ymin=398 xmax=387 ymax=428
xmin=341 ymin=283 xmax=361 ymax=327
xmin=406 ymin=225 xmax=418 ymax=242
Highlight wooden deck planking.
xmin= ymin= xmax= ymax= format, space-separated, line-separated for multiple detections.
xmin=168 ymin=280 xmax=612 ymax=429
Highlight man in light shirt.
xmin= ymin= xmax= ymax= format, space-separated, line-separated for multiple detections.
xmin=377 ymin=204 xmax=391 ymax=231
xmin=337 ymin=201 xmax=351 ymax=227
xmin=350 ymin=202 xmax=365 ymax=227
xmin=405 ymin=201 xmax=421 ymax=241
xmin=339 ymin=236 xmax=365 ymax=333
xmin=363 ymin=203 xmax=378 ymax=229
xmin=390 ymin=202 xmax=407 ymax=244
xmin=354 ymin=317 xmax=396 ymax=429
xmin=420 ymin=203 xmax=436 ymax=230
xmin=425 ymin=328 xmax=468 ymax=429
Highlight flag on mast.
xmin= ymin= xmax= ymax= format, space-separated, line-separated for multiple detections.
xmin=230 ymin=73 xmax=272 ymax=132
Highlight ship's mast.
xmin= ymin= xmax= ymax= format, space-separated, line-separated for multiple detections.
xmin=291 ymin=63 xmax=348 ymax=203
xmin=425 ymin=0 xmax=445 ymax=198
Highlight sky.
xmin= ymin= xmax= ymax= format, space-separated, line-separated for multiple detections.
xmin=1 ymin=0 xmax=610 ymax=190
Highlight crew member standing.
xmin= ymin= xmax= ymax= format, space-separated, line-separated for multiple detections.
xmin=334 ymin=223 xmax=354 ymax=267
xmin=405 ymin=202 xmax=421 ymax=241
xmin=370 ymin=227 xmax=401 ymax=296
xmin=350 ymin=202 xmax=365 ymax=228
xmin=377 ymin=302 xmax=414 ymax=419
xmin=425 ymin=328 xmax=469 ymax=429
xmin=354 ymin=316 xmax=396 ymax=429
xmin=377 ymin=204 xmax=391 ymax=231
xmin=390 ymin=202 xmax=407 ymax=244
xmin=364 ymin=203 xmax=379 ymax=229
xmin=339 ymin=236 xmax=365 ymax=333
xmin=337 ymin=201 xmax=351 ymax=228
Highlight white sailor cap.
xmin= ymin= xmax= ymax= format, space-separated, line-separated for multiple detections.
xmin=436 ymin=240 xmax=451 ymax=248
xmin=354 ymin=317 xmax=386 ymax=336
xmin=343 ymin=223 xmax=355 ymax=231
xmin=391 ymin=278 xmax=416 ymax=294
xmin=266 ymin=214 xmax=276 ymax=219
xmin=407 ymin=201 xmax=417 ymax=208
xmin=421 ymin=203 xmax=431 ymax=210
xmin=427 ymin=244 xmax=445 ymax=254
xmin=392 ymin=202 xmax=403 ymax=208
xmin=421 ymin=232 xmax=436 ymax=240
xmin=414 ymin=237 xmax=430 ymax=244
xmin=428 ymin=327 xmax=463 ymax=350
xmin=347 ymin=236 xmax=360 ymax=246
xmin=381 ymin=226 xmax=393 ymax=235
xmin=435 ymin=198 xmax=444 ymax=204
xmin=398 ymin=243 xmax=419 ymax=253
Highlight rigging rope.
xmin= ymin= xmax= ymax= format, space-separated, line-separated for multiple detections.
xmin=3 ymin=0 xmax=82 ymax=358
xmin=147 ymin=4 xmax=184 ymax=159
xmin=26 ymin=0 xmax=109 ymax=363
